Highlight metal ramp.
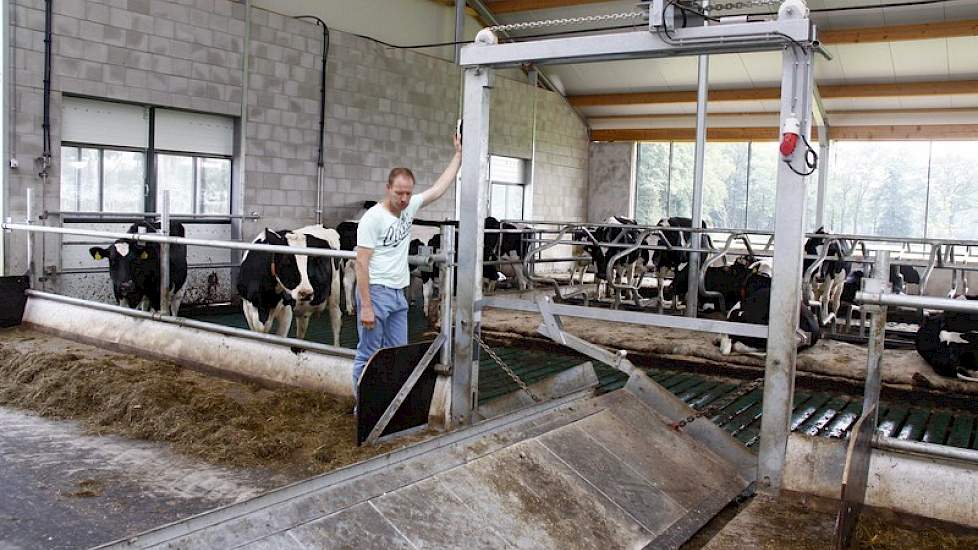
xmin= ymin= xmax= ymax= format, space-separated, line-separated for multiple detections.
xmin=97 ymin=375 xmax=755 ymax=550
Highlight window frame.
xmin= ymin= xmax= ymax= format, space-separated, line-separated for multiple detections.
xmin=59 ymin=98 xmax=235 ymax=221
xmin=487 ymin=155 xmax=530 ymax=222
xmin=154 ymin=149 xmax=234 ymax=216
xmin=60 ymin=142 xmax=149 ymax=214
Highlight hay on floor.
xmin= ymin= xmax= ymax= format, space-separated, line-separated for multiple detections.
xmin=0 ymin=328 xmax=415 ymax=475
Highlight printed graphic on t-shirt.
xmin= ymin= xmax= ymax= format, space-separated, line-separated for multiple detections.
xmin=381 ymin=214 xmax=412 ymax=248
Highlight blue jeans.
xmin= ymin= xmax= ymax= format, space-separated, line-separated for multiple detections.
xmin=352 ymin=285 xmax=409 ymax=395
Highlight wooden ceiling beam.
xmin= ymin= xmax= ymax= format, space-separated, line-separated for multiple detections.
xmin=821 ymin=19 xmax=978 ymax=45
xmin=569 ymin=80 xmax=978 ymax=107
xmin=591 ymin=124 xmax=978 ymax=142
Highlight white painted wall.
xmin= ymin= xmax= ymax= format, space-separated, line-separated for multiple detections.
xmin=253 ymin=0 xmax=484 ymax=62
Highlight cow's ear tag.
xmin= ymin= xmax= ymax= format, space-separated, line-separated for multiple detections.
xmin=94 ymin=252 xmax=103 ymax=260
xmin=140 ymin=250 xmax=149 ymax=260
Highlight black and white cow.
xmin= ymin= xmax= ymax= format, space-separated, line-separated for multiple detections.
xmin=579 ymin=217 xmax=650 ymax=298
xmin=484 ymin=216 xmax=532 ymax=291
xmin=335 ymin=201 xmax=378 ymax=316
xmin=237 ymin=226 xmax=342 ymax=344
xmin=648 ymin=217 xmax=714 ymax=308
xmin=718 ymin=259 xmax=821 ymax=355
xmin=664 ymin=254 xmax=756 ymax=313
xmin=804 ymin=227 xmax=851 ymax=326
xmin=417 ymin=227 xmax=502 ymax=312
xmin=916 ymin=308 xmax=978 ymax=381
xmin=89 ymin=221 xmax=188 ymax=315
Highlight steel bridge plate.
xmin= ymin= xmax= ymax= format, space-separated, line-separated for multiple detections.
xmin=96 ymin=380 xmax=752 ymax=550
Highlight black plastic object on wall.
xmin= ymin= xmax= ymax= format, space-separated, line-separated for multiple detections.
xmin=0 ymin=276 xmax=30 ymax=328
xmin=356 ymin=341 xmax=437 ymax=446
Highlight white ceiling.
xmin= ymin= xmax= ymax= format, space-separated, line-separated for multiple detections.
xmin=483 ymin=0 xmax=978 ymax=124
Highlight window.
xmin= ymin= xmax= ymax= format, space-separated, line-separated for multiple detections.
xmin=926 ymin=142 xmax=978 ymax=240
xmin=156 ymin=155 xmax=232 ymax=215
xmin=59 ymin=97 xmax=233 ymax=216
xmin=488 ymin=155 xmax=528 ymax=221
xmin=824 ymin=141 xmax=928 ymax=238
xmin=635 ymin=141 xmax=808 ymax=230
xmin=59 ymin=146 xmax=145 ymax=213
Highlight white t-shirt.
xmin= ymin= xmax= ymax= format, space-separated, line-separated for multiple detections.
xmin=356 ymin=195 xmax=424 ymax=289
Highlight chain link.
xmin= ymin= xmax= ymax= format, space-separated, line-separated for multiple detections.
xmin=672 ymin=377 xmax=764 ymax=431
xmin=486 ymin=11 xmax=646 ymax=33
xmin=474 ymin=332 xmax=542 ymax=402
xmin=689 ymin=0 xmax=783 ymax=13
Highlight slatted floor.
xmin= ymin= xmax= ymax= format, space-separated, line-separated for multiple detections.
xmin=187 ymin=305 xmax=978 ymax=450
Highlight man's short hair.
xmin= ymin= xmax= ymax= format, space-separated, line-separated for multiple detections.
xmin=387 ymin=167 xmax=415 ymax=186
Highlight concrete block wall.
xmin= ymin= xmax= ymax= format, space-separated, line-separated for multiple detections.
xmin=4 ymin=0 xmax=590 ymax=301
xmin=588 ymin=142 xmax=634 ymax=223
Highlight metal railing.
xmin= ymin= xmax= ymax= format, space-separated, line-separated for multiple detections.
xmin=3 ymin=189 xmax=453 ymax=361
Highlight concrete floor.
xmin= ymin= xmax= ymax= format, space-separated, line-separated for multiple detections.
xmin=0 ymin=407 xmax=291 ymax=550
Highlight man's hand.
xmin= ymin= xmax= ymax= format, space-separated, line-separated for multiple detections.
xmin=453 ymin=130 xmax=461 ymax=153
xmin=360 ymin=305 xmax=376 ymax=330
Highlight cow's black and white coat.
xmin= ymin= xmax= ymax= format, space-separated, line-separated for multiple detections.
xmin=665 ymin=254 xmax=756 ymax=314
xmin=483 ymin=216 xmax=532 ymax=292
xmin=804 ymin=227 xmax=852 ymax=326
xmin=336 ymin=201 xmax=377 ymax=316
xmin=579 ymin=217 xmax=650 ymax=298
xmin=89 ymin=221 xmax=188 ymax=315
xmin=237 ymin=226 xmax=342 ymax=344
xmin=915 ymin=307 xmax=978 ymax=382
xmin=718 ymin=259 xmax=821 ymax=355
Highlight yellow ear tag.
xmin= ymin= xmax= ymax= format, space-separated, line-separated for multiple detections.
xmin=140 ymin=251 xmax=149 ymax=260
xmin=94 ymin=252 xmax=103 ymax=260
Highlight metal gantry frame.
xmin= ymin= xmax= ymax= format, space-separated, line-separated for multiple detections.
xmin=456 ymin=5 xmax=817 ymax=490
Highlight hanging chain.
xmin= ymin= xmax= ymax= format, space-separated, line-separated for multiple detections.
xmin=672 ymin=377 xmax=764 ymax=431
xmin=474 ymin=332 xmax=542 ymax=402
xmin=486 ymin=11 xmax=646 ymax=33
xmin=687 ymin=0 xmax=784 ymax=14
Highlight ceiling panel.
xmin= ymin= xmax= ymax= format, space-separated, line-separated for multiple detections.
xmin=881 ymin=3 xmax=946 ymax=25
xmin=897 ymin=95 xmax=954 ymax=109
xmin=836 ymin=42 xmax=896 ymax=82
xmin=949 ymin=94 xmax=978 ymax=108
xmin=947 ymin=37 xmax=978 ymax=78
xmin=943 ymin=1 xmax=978 ymax=20
xmin=653 ymin=57 xmax=700 ymax=88
xmin=738 ymin=51 xmax=783 ymax=86
xmin=707 ymin=53 xmax=752 ymax=86
xmin=889 ymin=39 xmax=949 ymax=81
xmin=814 ymin=44 xmax=848 ymax=84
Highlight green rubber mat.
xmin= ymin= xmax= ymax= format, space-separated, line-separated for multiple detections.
xmin=187 ymin=305 xmax=978 ymax=450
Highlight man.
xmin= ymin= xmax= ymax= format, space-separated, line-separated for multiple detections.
xmin=352 ymin=133 xmax=461 ymax=396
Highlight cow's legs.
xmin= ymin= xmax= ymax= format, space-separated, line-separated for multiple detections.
xmin=273 ymin=305 xmax=293 ymax=337
xmin=343 ymin=259 xmax=357 ymax=316
xmin=506 ymin=253 xmax=530 ymax=291
xmin=242 ymin=300 xmax=264 ymax=332
xmin=169 ymin=286 xmax=185 ymax=316
xmin=422 ymin=279 xmax=433 ymax=318
xmin=329 ymin=268 xmax=342 ymax=346
xmin=295 ymin=314 xmax=312 ymax=340
xmin=829 ymin=271 xmax=846 ymax=327
xmin=719 ymin=334 xmax=733 ymax=355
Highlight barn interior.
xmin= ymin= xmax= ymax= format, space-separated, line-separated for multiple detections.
xmin=2 ymin=0 xmax=978 ymax=548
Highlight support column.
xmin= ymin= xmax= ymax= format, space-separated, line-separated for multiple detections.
xmin=862 ymin=250 xmax=890 ymax=426
xmin=757 ymin=42 xmax=814 ymax=492
xmin=815 ymin=137 xmax=829 ymax=229
xmin=452 ymin=67 xmax=493 ymax=427
xmin=685 ymin=54 xmax=709 ymax=316
xmin=454 ymin=0 xmax=466 ymax=64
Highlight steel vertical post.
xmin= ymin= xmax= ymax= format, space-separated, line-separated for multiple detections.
xmin=25 ymin=188 xmax=33 ymax=285
xmin=452 ymin=67 xmax=492 ymax=427
xmin=686 ymin=54 xmax=709 ymax=316
xmin=454 ymin=0 xmax=466 ymax=64
xmin=816 ymin=138 xmax=829 ymax=229
xmin=160 ymin=190 xmax=171 ymax=315
xmin=862 ymin=250 xmax=889 ymax=426
xmin=439 ymin=224 xmax=455 ymax=368
xmin=757 ymin=42 xmax=815 ymax=492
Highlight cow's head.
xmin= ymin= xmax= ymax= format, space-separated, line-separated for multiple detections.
xmin=90 ymin=240 xmax=154 ymax=307
xmin=264 ymin=229 xmax=335 ymax=306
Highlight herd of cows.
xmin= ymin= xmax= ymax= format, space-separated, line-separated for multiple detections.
xmin=85 ymin=210 xmax=978 ymax=382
